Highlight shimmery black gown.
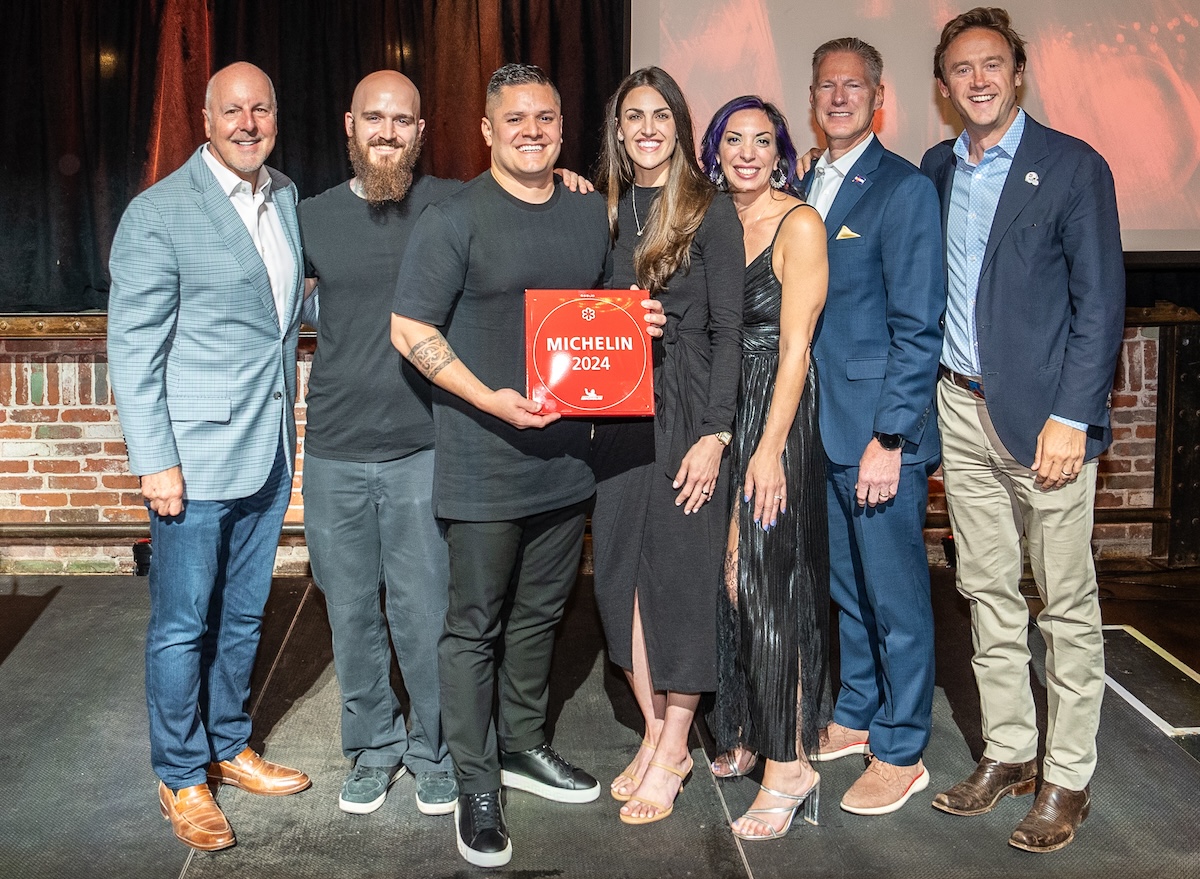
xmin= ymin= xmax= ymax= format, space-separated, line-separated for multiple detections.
xmin=709 ymin=206 xmax=832 ymax=762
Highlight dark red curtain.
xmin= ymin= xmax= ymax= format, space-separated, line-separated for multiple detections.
xmin=0 ymin=0 xmax=628 ymax=312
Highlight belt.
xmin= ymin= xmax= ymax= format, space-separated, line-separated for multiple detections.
xmin=939 ymin=364 xmax=985 ymax=399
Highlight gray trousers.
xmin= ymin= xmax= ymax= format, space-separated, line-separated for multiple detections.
xmin=303 ymin=450 xmax=451 ymax=773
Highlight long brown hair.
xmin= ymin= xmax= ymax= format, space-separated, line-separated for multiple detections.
xmin=595 ymin=67 xmax=715 ymax=295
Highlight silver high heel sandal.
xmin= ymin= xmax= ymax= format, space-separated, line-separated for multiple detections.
xmin=731 ymin=773 xmax=820 ymax=840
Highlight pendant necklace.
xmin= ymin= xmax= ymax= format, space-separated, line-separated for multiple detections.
xmin=632 ymin=186 xmax=647 ymax=236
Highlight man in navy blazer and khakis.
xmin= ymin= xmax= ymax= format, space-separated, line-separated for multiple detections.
xmin=108 ymin=62 xmax=313 ymax=853
xmin=921 ymin=8 xmax=1125 ymax=853
xmin=803 ymin=38 xmax=946 ymax=816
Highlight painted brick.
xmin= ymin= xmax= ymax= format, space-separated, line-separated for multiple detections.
xmin=35 ymin=424 xmax=84 ymax=439
xmin=12 ymin=408 xmax=60 ymax=423
xmin=49 ymin=508 xmax=100 ymax=523
xmin=2 ymin=441 xmax=53 ymax=457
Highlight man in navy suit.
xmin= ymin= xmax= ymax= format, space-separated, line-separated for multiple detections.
xmin=921 ymin=8 xmax=1124 ymax=853
xmin=803 ymin=38 xmax=945 ymax=815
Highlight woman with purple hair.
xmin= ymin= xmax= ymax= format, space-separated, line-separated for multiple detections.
xmin=700 ymin=95 xmax=832 ymax=840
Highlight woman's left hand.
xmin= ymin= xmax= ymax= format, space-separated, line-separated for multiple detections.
xmin=744 ymin=448 xmax=786 ymax=529
xmin=673 ymin=434 xmax=725 ymax=514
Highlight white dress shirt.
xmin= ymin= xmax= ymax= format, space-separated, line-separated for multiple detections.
xmin=202 ymin=145 xmax=295 ymax=330
xmin=807 ymin=132 xmax=876 ymax=220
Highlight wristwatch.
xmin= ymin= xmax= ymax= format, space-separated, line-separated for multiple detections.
xmin=873 ymin=431 xmax=903 ymax=451
xmin=715 ymin=430 xmax=733 ymax=446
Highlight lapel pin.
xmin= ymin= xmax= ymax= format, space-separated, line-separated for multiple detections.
xmin=852 ymin=175 xmax=866 ymax=185
xmin=1025 ymin=171 xmax=1040 ymax=186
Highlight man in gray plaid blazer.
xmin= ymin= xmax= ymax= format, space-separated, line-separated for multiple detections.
xmin=108 ymin=61 xmax=313 ymax=852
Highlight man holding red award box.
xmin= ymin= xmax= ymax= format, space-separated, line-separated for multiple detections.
xmin=390 ymin=64 xmax=660 ymax=869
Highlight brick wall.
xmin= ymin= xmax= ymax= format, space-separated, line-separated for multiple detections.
xmin=0 ymin=330 xmax=1159 ymax=573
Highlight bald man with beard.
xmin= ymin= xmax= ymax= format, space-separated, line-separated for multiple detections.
xmin=299 ymin=70 xmax=463 ymax=818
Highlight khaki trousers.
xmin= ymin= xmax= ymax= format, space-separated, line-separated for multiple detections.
xmin=938 ymin=378 xmax=1104 ymax=790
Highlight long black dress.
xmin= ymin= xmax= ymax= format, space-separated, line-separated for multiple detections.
xmin=590 ymin=185 xmax=744 ymax=694
xmin=709 ymin=206 xmax=832 ymax=761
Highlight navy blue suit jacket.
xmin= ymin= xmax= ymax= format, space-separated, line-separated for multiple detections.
xmin=805 ymin=136 xmax=946 ymax=468
xmin=920 ymin=115 xmax=1126 ymax=467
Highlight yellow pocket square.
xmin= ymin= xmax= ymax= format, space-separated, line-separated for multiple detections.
xmin=836 ymin=225 xmax=860 ymax=240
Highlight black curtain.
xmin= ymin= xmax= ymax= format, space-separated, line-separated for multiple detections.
xmin=0 ymin=0 xmax=628 ymax=313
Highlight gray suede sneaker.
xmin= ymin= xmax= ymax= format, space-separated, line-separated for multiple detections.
xmin=415 ymin=769 xmax=459 ymax=815
xmin=339 ymin=763 xmax=406 ymax=814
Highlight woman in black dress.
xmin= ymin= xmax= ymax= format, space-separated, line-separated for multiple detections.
xmin=590 ymin=67 xmax=744 ymax=824
xmin=700 ymin=96 xmax=831 ymax=839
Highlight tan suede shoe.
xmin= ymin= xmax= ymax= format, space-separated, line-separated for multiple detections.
xmin=809 ymin=722 xmax=870 ymax=762
xmin=158 ymin=782 xmax=234 ymax=851
xmin=206 ymin=747 xmax=311 ymax=796
xmin=840 ymin=757 xmax=929 ymax=815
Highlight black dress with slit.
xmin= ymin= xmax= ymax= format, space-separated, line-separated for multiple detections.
xmin=709 ymin=206 xmax=832 ymax=761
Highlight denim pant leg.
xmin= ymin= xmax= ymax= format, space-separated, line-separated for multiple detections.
xmin=377 ymin=450 xmax=451 ymax=773
xmin=147 ymin=441 xmax=290 ymax=788
xmin=304 ymin=453 xmax=406 ymax=767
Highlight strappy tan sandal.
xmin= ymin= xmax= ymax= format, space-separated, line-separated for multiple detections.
xmin=610 ymin=739 xmax=654 ymax=802
xmin=619 ymin=756 xmax=694 ymax=825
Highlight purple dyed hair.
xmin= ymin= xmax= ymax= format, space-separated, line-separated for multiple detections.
xmin=700 ymin=95 xmax=801 ymax=195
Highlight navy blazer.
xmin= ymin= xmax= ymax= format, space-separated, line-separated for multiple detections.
xmin=920 ymin=115 xmax=1126 ymax=467
xmin=806 ymin=136 xmax=946 ymax=468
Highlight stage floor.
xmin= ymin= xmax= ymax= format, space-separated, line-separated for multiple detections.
xmin=1 ymin=567 xmax=1198 ymax=879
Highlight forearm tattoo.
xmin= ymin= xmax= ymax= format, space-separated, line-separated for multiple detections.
xmin=409 ymin=332 xmax=459 ymax=381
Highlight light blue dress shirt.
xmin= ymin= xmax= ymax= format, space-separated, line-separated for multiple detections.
xmin=942 ymin=109 xmax=1086 ymax=432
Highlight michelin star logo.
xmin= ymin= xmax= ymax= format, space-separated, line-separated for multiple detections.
xmin=581 ymin=307 xmax=596 ymax=321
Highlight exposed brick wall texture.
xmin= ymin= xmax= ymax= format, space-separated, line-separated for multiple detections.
xmin=0 ymin=331 xmax=1157 ymax=573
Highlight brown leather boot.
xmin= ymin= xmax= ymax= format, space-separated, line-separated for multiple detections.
xmin=932 ymin=757 xmax=1037 ymax=816
xmin=158 ymin=782 xmax=234 ymax=851
xmin=206 ymin=747 xmax=311 ymax=796
xmin=1008 ymin=782 xmax=1091 ymax=852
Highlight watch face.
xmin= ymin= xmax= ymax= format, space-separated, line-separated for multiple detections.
xmin=717 ymin=431 xmax=733 ymax=446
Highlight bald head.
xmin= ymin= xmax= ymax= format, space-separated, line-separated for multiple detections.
xmin=351 ymin=70 xmax=421 ymax=120
xmin=345 ymin=70 xmax=426 ymax=204
xmin=202 ymin=62 xmax=278 ymax=186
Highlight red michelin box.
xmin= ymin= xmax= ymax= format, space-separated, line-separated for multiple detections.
xmin=525 ymin=289 xmax=655 ymax=417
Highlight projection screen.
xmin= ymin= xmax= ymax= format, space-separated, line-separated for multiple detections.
xmin=631 ymin=0 xmax=1200 ymax=251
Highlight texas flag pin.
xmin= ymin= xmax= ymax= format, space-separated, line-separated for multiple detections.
xmin=1025 ymin=171 xmax=1040 ymax=187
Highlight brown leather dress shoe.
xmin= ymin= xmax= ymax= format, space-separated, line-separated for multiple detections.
xmin=932 ymin=756 xmax=1037 ymax=816
xmin=207 ymin=747 xmax=312 ymax=796
xmin=1008 ymin=782 xmax=1090 ymax=853
xmin=158 ymin=782 xmax=234 ymax=851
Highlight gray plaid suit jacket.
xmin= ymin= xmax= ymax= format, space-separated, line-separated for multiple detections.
xmin=108 ymin=146 xmax=305 ymax=501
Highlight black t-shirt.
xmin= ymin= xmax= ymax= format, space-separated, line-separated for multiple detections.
xmin=392 ymin=172 xmax=610 ymax=521
xmin=299 ymin=175 xmax=462 ymax=461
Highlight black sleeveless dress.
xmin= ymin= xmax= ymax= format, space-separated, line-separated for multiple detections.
xmin=709 ymin=206 xmax=832 ymax=762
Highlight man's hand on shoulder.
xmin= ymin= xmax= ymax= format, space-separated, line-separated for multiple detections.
xmin=141 ymin=466 xmax=185 ymax=517
xmin=484 ymin=388 xmax=562 ymax=430
xmin=1032 ymin=418 xmax=1086 ymax=490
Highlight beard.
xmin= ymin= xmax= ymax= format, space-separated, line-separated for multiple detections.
xmin=347 ymin=132 xmax=423 ymax=205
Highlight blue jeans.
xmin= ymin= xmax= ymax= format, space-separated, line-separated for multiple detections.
xmin=145 ymin=441 xmax=291 ymax=789
xmin=303 ymin=450 xmax=451 ymax=773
